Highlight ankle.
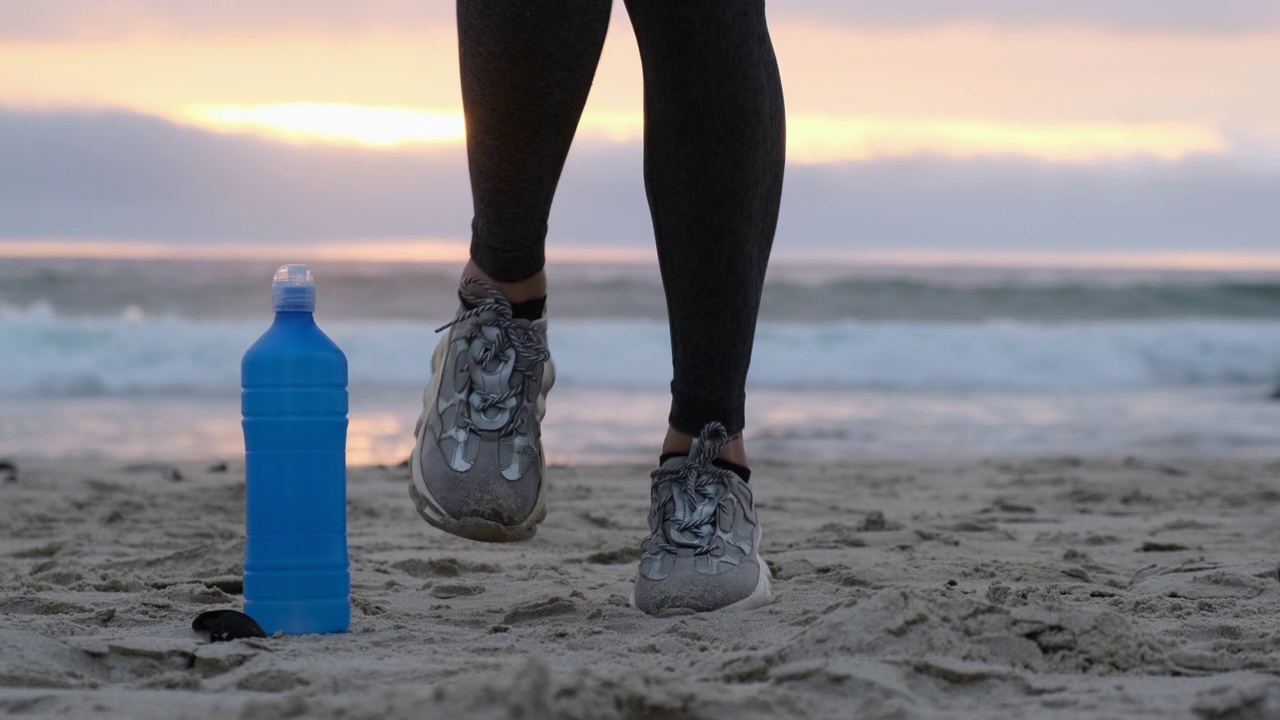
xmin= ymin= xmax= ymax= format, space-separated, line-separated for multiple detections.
xmin=662 ymin=426 xmax=749 ymax=467
xmin=461 ymin=259 xmax=546 ymax=304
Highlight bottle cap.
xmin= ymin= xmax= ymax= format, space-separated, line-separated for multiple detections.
xmin=272 ymin=264 xmax=316 ymax=312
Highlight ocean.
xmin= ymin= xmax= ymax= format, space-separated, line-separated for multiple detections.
xmin=3 ymin=257 xmax=1280 ymax=464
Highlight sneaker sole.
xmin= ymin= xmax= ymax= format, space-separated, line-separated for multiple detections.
xmin=409 ymin=330 xmax=555 ymax=543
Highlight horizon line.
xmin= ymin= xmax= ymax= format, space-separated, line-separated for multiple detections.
xmin=4 ymin=239 xmax=1280 ymax=272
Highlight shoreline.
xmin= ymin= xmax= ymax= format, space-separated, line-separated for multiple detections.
xmin=6 ymin=384 xmax=1280 ymax=468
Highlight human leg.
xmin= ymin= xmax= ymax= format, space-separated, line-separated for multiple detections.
xmin=624 ymin=0 xmax=786 ymax=463
xmin=624 ymin=0 xmax=785 ymax=614
xmin=410 ymin=0 xmax=611 ymax=541
xmin=459 ymin=0 xmax=613 ymax=288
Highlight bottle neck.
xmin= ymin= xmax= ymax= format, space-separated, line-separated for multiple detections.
xmin=273 ymin=310 xmax=317 ymax=324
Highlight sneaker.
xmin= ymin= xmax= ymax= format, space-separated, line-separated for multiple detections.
xmin=632 ymin=422 xmax=774 ymax=614
xmin=410 ymin=278 xmax=555 ymax=542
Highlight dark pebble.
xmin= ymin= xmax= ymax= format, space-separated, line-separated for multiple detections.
xmin=192 ymin=610 xmax=267 ymax=642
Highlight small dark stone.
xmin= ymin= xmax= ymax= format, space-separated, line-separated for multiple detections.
xmin=192 ymin=610 xmax=267 ymax=642
xmin=946 ymin=579 xmax=959 ymax=587
xmin=207 ymin=462 xmax=229 ymax=473
xmin=0 ymin=460 xmax=16 ymax=483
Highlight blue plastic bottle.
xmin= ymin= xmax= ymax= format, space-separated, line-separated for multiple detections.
xmin=241 ymin=264 xmax=350 ymax=635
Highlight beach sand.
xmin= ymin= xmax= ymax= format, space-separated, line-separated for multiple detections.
xmin=2 ymin=456 xmax=1279 ymax=719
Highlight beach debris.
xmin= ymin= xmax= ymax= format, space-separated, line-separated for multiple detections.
xmin=0 ymin=459 xmax=16 ymax=483
xmin=192 ymin=610 xmax=267 ymax=642
xmin=207 ymin=462 xmax=229 ymax=473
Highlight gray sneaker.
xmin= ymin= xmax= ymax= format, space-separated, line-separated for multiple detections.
xmin=410 ymin=278 xmax=555 ymax=542
xmin=632 ymin=422 xmax=774 ymax=615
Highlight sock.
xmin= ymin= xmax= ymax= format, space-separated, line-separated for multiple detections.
xmin=511 ymin=296 xmax=546 ymax=321
xmin=458 ymin=291 xmax=546 ymax=320
xmin=659 ymin=453 xmax=751 ymax=483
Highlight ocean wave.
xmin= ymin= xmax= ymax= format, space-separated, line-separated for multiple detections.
xmin=2 ymin=303 xmax=1279 ymax=397
xmin=6 ymin=258 xmax=1280 ymax=322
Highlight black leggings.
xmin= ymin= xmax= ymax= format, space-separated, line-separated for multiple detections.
xmin=460 ymin=0 xmax=785 ymax=435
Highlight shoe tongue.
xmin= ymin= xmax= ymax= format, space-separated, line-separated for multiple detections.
xmin=466 ymin=329 xmax=520 ymax=432
xmin=664 ymin=481 xmax=720 ymax=549
xmin=657 ymin=457 xmax=730 ymax=550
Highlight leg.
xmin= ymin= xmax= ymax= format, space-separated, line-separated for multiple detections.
xmin=458 ymin=0 xmax=613 ymax=297
xmin=410 ymin=0 xmax=610 ymax=541
xmin=625 ymin=0 xmax=785 ymax=614
xmin=624 ymin=0 xmax=786 ymax=464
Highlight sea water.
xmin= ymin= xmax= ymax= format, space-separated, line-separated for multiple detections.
xmin=3 ymin=257 xmax=1280 ymax=463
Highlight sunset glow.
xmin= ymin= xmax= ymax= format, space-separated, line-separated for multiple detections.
xmin=8 ymin=239 xmax=1280 ymax=272
xmin=0 ymin=239 xmax=656 ymax=264
xmin=186 ymin=103 xmax=465 ymax=145
xmin=181 ymin=103 xmax=1228 ymax=163
xmin=5 ymin=24 xmax=1278 ymax=163
xmin=786 ymin=117 xmax=1228 ymax=163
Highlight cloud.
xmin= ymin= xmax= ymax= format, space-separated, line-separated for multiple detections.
xmin=776 ymin=157 xmax=1280 ymax=252
xmin=2 ymin=108 xmax=1277 ymax=255
xmin=4 ymin=0 xmax=1279 ymax=41
xmin=0 ymin=109 xmax=471 ymax=242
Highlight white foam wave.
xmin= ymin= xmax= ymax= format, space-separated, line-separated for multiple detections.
xmin=2 ymin=303 xmax=1279 ymax=397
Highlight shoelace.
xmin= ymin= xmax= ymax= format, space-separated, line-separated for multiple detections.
xmin=435 ymin=277 xmax=550 ymax=432
xmin=648 ymin=422 xmax=736 ymax=556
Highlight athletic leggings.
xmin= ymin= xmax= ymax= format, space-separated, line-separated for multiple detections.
xmin=460 ymin=0 xmax=785 ymax=436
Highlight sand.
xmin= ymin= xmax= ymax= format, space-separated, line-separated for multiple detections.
xmin=2 ymin=456 xmax=1280 ymax=719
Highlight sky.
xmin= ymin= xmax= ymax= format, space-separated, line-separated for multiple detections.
xmin=2 ymin=0 xmax=1278 ymax=267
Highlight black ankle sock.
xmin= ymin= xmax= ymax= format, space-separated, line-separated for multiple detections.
xmin=458 ymin=291 xmax=546 ymax=320
xmin=658 ymin=453 xmax=751 ymax=483
xmin=511 ymin=296 xmax=546 ymax=320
